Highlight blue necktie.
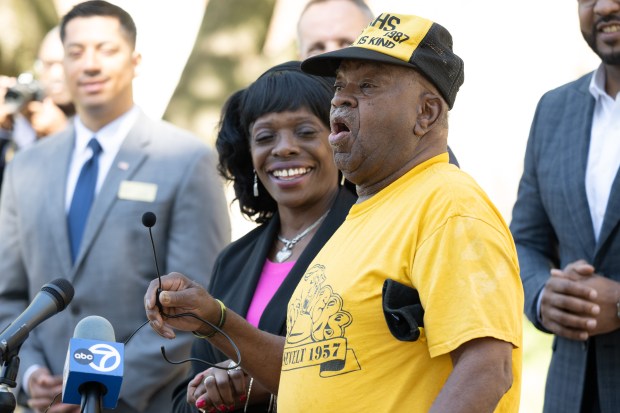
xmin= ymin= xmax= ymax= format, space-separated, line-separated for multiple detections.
xmin=68 ymin=138 xmax=102 ymax=263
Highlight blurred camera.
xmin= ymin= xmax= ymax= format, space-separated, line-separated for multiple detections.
xmin=3 ymin=73 xmax=45 ymax=115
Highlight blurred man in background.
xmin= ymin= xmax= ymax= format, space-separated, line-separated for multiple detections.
xmin=30 ymin=26 xmax=75 ymax=135
xmin=0 ymin=1 xmax=230 ymax=412
xmin=0 ymin=26 xmax=74 ymax=191
xmin=296 ymin=0 xmax=373 ymax=59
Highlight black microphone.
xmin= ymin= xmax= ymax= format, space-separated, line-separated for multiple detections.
xmin=0 ymin=278 xmax=74 ymax=360
xmin=141 ymin=212 xmax=163 ymax=313
xmin=141 ymin=211 xmax=156 ymax=229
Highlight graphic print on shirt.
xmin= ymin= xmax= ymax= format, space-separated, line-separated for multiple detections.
xmin=283 ymin=264 xmax=360 ymax=377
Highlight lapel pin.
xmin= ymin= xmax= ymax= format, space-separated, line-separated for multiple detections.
xmin=117 ymin=161 xmax=130 ymax=171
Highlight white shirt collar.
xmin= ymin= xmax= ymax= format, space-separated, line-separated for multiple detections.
xmin=588 ymin=64 xmax=617 ymax=101
xmin=72 ymin=105 xmax=140 ymax=155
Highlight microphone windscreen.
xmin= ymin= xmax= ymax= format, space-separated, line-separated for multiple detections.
xmin=141 ymin=211 xmax=156 ymax=228
xmin=73 ymin=315 xmax=116 ymax=342
xmin=43 ymin=278 xmax=75 ymax=311
xmin=63 ymin=315 xmax=123 ymax=408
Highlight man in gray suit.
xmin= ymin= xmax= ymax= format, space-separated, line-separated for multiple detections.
xmin=510 ymin=0 xmax=620 ymax=412
xmin=0 ymin=1 xmax=230 ymax=412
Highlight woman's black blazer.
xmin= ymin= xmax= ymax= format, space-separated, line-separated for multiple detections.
xmin=172 ymin=187 xmax=356 ymax=413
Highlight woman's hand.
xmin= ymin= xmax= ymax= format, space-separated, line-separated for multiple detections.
xmin=144 ymin=272 xmax=219 ymax=339
xmin=189 ymin=360 xmax=248 ymax=412
xmin=190 ymin=359 xmax=273 ymax=412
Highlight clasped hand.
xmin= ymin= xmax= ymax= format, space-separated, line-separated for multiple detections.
xmin=541 ymin=260 xmax=620 ymax=340
xmin=189 ymin=359 xmax=253 ymax=412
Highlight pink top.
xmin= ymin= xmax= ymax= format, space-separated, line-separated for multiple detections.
xmin=246 ymin=259 xmax=295 ymax=327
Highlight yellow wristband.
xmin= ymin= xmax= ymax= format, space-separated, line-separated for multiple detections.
xmin=192 ymin=299 xmax=227 ymax=339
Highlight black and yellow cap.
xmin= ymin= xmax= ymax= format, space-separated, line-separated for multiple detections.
xmin=301 ymin=13 xmax=464 ymax=109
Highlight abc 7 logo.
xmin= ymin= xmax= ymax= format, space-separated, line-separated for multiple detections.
xmin=73 ymin=344 xmax=121 ymax=372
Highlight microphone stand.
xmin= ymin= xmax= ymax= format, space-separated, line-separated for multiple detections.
xmin=80 ymin=384 xmax=103 ymax=413
xmin=0 ymin=386 xmax=16 ymax=413
xmin=0 ymin=348 xmax=20 ymax=413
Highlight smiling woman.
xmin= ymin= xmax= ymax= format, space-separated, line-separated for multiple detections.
xmin=169 ymin=61 xmax=357 ymax=413
xmin=249 ymin=107 xmax=338 ymax=219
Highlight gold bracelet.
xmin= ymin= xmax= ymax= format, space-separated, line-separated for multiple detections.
xmin=192 ymin=299 xmax=227 ymax=338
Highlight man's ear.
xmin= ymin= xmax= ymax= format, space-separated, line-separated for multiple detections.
xmin=413 ymin=93 xmax=442 ymax=137
xmin=132 ymin=51 xmax=142 ymax=79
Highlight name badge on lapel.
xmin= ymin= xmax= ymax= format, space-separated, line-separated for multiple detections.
xmin=117 ymin=181 xmax=157 ymax=202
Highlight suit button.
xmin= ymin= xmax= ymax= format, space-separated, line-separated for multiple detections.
xmin=70 ymin=305 xmax=81 ymax=316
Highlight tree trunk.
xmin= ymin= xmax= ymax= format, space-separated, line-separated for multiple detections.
xmin=162 ymin=0 xmax=277 ymax=145
xmin=0 ymin=0 xmax=58 ymax=76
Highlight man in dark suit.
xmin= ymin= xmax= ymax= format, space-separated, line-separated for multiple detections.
xmin=510 ymin=1 xmax=620 ymax=412
xmin=0 ymin=1 xmax=230 ymax=412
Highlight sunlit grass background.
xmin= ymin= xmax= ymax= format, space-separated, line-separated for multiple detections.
xmin=521 ymin=319 xmax=553 ymax=412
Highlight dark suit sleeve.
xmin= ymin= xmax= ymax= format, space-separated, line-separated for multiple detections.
xmin=510 ymin=96 xmax=559 ymax=331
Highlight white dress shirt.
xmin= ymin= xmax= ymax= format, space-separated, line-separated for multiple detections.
xmin=585 ymin=66 xmax=620 ymax=241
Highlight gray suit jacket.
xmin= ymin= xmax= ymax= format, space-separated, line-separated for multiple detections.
xmin=0 ymin=110 xmax=231 ymax=412
xmin=510 ymin=73 xmax=620 ymax=413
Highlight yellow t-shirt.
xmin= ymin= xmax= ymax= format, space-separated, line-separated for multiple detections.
xmin=278 ymin=154 xmax=523 ymax=412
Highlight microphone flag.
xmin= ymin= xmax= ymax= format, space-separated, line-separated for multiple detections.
xmin=62 ymin=316 xmax=124 ymax=409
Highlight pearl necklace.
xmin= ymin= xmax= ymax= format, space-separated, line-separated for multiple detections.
xmin=275 ymin=210 xmax=330 ymax=263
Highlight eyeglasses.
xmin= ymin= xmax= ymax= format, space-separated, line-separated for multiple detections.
xmin=33 ymin=59 xmax=63 ymax=73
